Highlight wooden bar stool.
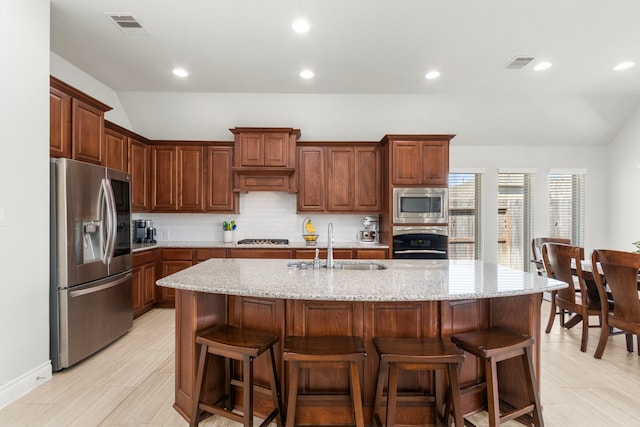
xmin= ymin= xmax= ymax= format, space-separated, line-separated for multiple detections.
xmin=450 ymin=326 xmax=544 ymax=427
xmin=283 ymin=336 xmax=367 ymax=427
xmin=371 ymin=336 xmax=465 ymax=427
xmin=190 ymin=324 xmax=284 ymax=427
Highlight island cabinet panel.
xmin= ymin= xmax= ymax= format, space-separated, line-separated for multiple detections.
xmin=174 ymin=290 xmax=227 ymax=423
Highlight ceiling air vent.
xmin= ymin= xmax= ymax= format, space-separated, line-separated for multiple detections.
xmin=106 ymin=14 xmax=148 ymax=35
xmin=504 ymin=56 xmax=535 ymax=70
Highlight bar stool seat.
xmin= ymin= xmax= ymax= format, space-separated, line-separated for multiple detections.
xmin=190 ymin=324 xmax=284 ymax=427
xmin=450 ymin=326 xmax=544 ymax=427
xmin=372 ymin=336 xmax=465 ymax=427
xmin=283 ymin=336 xmax=367 ymax=427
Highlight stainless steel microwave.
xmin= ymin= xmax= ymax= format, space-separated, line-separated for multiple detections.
xmin=392 ymin=187 xmax=448 ymax=224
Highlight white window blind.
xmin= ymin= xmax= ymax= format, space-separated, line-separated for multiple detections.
xmin=498 ymin=173 xmax=534 ymax=271
xmin=449 ymin=173 xmax=481 ymax=260
xmin=548 ymin=174 xmax=585 ymax=246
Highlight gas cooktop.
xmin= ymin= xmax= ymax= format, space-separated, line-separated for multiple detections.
xmin=237 ymin=239 xmax=290 ymax=245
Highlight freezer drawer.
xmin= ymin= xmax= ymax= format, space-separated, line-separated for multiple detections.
xmin=52 ymin=272 xmax=132 ymax=371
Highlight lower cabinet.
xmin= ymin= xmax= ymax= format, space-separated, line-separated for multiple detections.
xmin=157 ymin=249 xmax=194 ymax=307
xmin=132 ymin=250 xmax=157 ymax=318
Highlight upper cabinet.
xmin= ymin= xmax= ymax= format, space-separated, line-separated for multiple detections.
xmin=297 ymin=143 xmax=382 ymax=213
xmin=104 ymin=127 xmax=128 ymax=172
xmin=49 ymin=77 xmax=112 ymax=165
xmin=382 ymin=135 xmax=454 ymax=186
xmin=129 ymin=137 xmax=150 ymax=212
xmin=230 ymin=127 xmax=300 ymax=192
xmin=205 ymin=146 xmax=238 ymax=212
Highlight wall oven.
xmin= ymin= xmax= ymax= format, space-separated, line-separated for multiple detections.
xmin=392 ymin=226 xmax=448 ymax=259
xmin=393 ymin=187 xmax=448 ymax=224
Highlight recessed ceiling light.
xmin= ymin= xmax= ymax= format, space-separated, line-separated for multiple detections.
xmin=534 ymin=62 xmax=552 ymax=71
xmin=292 ymin=19 xmax=310 ymax=33
xmin=614 ymin=61 xmax=635 ymax=71
xmin=300 ymin=69 xmax=314 ymax=79
xmin=425 ymin=71 xmax=440 ymax=80
xmin=172 ymin=68 xmax=189 ymax=77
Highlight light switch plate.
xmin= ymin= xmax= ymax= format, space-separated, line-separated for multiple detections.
xmin=0 ymin=207 xmax=4 ymax=225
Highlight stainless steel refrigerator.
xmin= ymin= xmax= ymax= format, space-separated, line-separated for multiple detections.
xmin=50 ymin=158 xmax=133 ymax=371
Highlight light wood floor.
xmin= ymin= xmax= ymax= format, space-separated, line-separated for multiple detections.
xmin=1 ymin=302 xmax=640 ymax=426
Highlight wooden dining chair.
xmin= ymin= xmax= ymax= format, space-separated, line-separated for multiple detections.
xmin=542 ymin=242 xmax=601 ymax=352
xmin=531 ymin=237 xmax=570 ymax=276
xmin=591 ymin=249 xmax=640 ymax=359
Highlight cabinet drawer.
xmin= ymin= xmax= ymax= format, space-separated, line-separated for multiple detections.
xmin=133 ymin=250 xmax=155 ymax=266
xmin=162 ymin=249 xmax=193 ymax=261
xmin=355 ymin=249 xmax=387 ymax=259
xmin=228 ymin=249 xmax=294 ymax=259
xmin=195 ymin=248 xmax=226 ymax=261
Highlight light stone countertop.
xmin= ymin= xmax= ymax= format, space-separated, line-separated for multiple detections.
xmin=156 ymin=258 xmax=567 ymax=302
xmin=133 ymin=240 xmax=388 ymax=252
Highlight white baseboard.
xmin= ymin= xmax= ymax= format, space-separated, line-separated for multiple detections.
xmin=0 ymin=361 xmax=52 ymax=410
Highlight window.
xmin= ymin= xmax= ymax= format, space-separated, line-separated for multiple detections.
xmin=449 ymin=173 xmax=481 ymax=260
xmin=498 ymin=173 xmax=534 ymax=271
xmin=548 ymin=173 xmax=585 ymax=246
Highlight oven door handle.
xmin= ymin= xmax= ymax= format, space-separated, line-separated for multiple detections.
xmin=393 ymin=249 xmax=447 ymax=255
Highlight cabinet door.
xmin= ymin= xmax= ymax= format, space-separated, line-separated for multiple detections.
xmin=205 ymin=146 xmax=237 ymax=212
xmin=151 ymin=146 xmax=177 ymax=211
xmin=129 ymin=138 xmax=150 ymax=212
xmin=176 ymin=146 xmax=204 ymax=211
xmin=355 ymin=249 xmax=387 ymax=259
xmin=104 ymin=128 xmax=128 ymax=172
xmin=420 ymin=141 xmax=449 ymax=185
xmin=71 ymin=98 xmax=105 ymax=165
xmin=297 ymin=146 xmax=326 ymax=212
xmin=228 ymin=249 xmax=294 ymax=259
xmin=131 ymin=265 xmax=144 ymax=314
xmin=160 ymin=260 xmax=193 ymax=302
xmin=50 ymin=86 xmax=71 ymax=158
xmin=327 ymin=147 xmax=354 ymax=211
xmin=392 ymin=141 xmax=421 ymax=185
xmin=239 ymin=133 xmax=264 ymax=166
xmin=354 ymin=146 xmax=381 ymax=212
xmin=142 ymin=263 xmax=156 ymax=307
xmin=263 ymin=132 xmax=288 ymax=166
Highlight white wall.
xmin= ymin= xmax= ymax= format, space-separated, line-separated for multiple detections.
xmin=608 ymin=108 xmax=640 ymax=252
xmin=0 ymin=1 xmax=51 ymax=408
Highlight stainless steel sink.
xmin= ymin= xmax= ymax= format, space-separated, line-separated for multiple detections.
xmin=287 ymin=261 xmax=387 ymax=270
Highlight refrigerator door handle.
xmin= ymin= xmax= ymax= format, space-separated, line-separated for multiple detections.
xmin=68 ymin=272 xmax=131 ymax=298
xmin=101 ymin=178 xmax=117 ymax=265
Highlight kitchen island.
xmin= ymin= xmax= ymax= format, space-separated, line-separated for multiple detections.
xmin=158 ymin=258 xmax=565 ymax=425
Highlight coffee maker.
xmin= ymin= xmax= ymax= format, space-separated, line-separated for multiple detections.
xmin=134 ymin=219 xmax=156 ymax=243
xmin=357 ymin=216 xmax=379 ymax=244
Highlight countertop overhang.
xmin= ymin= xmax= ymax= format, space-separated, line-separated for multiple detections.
xmin=156 ymin=258 xmax=567 ymax=302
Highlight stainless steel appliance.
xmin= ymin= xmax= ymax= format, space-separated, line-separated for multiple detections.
xmin=134 ymin=219 xmax=156 ymax=243
xmin=393 ymin=187 xmax=448 ymax=224
xmin=357 ymin=215 xmax=379 ymax=244
xmin=50 ymin=158 xmax=133 ymax=371
xmin=392 ymin=226 xmax=448 ymax=259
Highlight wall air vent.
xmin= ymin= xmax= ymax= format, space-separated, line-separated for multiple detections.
xmin=504 ymin=56 xmax=535 ymax=70
xmin=106 ymin=14 xmax=148 ymax=35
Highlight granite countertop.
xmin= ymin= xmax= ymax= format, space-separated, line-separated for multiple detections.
xmin=133 ymin=241 xmax=389 ymax=252
xmin=156 ymin=258 xmax=567 ymax=302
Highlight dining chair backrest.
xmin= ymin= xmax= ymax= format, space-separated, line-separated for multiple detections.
xmin=532 ymin=238 xmax=571 ymax=263
xmin=542 ymin=243 xmax=586 ymax=303
xmin=591 ymin=249 xmax=640 ymax=324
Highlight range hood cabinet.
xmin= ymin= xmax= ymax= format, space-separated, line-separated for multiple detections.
xmin=230 ymin=127 xmax=300 ymax=193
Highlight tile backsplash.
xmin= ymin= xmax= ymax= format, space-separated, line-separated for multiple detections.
xmin=133 ymin=192 xmax=375 ymax=243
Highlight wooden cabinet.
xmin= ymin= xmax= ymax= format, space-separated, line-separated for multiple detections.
xmin=50 ymin=86 xmax=71 ymax=158
xmin=104 ymin=127 xmax=128 ymax=172
xmin=298 ymin=144 xmax=382 ymax=213
xmin=158 ymin=249 xmax=194 ymax=306
xmin=295 ymin=248 xmax=387 ymax=259
xmin=129 ymin=137 xmax=150 ymax=212
xmin=132 ymin=250 xmax=156 ymax=318
xmin=204 ymin=146 xmax=237 ymax=212
xmin=50 ymin=77 xmax=112 ymax=164
xmin=151 ymin=145 xmax=204 ymax=212
xmin=230 ymin=127 xmax=300 ymax=192
xmin=383 ymin=135 xmax=453 ymax=186
xmin=228 ymin=249 xmax=294 ymax=259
